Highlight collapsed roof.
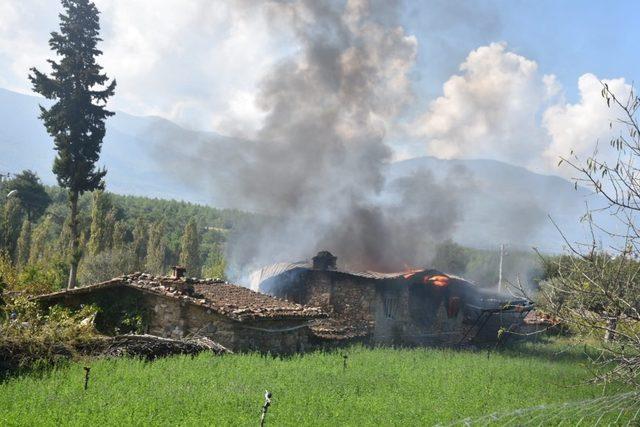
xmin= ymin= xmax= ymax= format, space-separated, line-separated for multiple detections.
xmin=248 ymin=261 xmax=448 ymax=291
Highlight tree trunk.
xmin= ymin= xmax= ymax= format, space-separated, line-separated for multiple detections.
xmin=67 ymin=191 xmax=80 ymax=289
xmin=604 ymin=316 xmax=618 ymax=342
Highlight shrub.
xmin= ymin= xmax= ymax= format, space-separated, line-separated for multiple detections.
xmin=0 ymin=252 xmax=66 ymax=296
xmin=77 ymin=247 xmax=138 ymax=286
xmin=0 ymin=296 xmax=99 ymax=374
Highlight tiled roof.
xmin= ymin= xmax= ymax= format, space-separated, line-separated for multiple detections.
xmin=35 ymin=273 xmax=326 ymax=322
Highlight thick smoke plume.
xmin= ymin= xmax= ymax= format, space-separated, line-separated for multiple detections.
xmin=162 ymin=0 xmax=469 ymax=275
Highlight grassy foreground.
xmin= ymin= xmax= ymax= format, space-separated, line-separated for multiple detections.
xmin=0 ymin=339 xmax=632 ymax=426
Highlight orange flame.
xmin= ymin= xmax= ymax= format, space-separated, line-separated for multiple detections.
xmin=423 ymin=274 xmax=450 ymax=287
xmin=402 ymin=269 xmax=422 ymax=279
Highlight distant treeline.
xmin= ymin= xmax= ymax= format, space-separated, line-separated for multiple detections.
xmin=429 ymin=240 xmax=544 ymax=290
xmin=0 ymin=170 xmax=252 ymax=291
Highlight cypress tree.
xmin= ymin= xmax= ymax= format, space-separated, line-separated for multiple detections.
xmin=58 ymin=214 xmax=73 ymax=258
xmin=1 ymin=198 xmax=25 ymax=259
xmin=30 ymin=216 xmax=54 ymax=264
xmin=112 ymin=220 xmax=128 ymax=250
xmin=16 ymin=219 xmax=32 ymax=266
xmin=131 ymin=218 xmax=148 ymax=271
xmin=179 ymin=218 xmax=201 ymax=277
xmin=29 ymin=0 xmax=116 ymax=288
xmin=203 ymin=249 xmax=227 ymax=281
xmin=146 ymin=221 xmax=167 ymax=276
xmin=88 ymin=191 xmax=112 ymax=255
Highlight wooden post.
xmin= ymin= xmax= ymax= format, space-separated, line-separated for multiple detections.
xmin=343 ymin=354 xmax=348 ymax=371
xmin=83 ymin=367 xmax=91 ymax=390
xmin=260 ymin=390 xmax=272 ymax=427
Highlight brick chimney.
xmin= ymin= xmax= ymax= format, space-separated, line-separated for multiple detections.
xmin=171 ymin=266 xmax=187 ymax=279
xmin=312 ymin=251 xmax=337 ymax=271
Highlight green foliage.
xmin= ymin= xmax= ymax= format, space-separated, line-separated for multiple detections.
xmin=0 ymin=164 xmax=268 ymax=292
xmin=146 ymin=221 xmax=167 ymax=276
xmin=15 ymin=220 xmax=31 ymax=266
xmin=2 ymin=171 xmax=51 ymax=221
xmin=463 ymin=247 xmax=544 ymax=289
xmin=78 ymin=247 xmax=137 ymax=285
xmin=540 ymin=253 xmax=640 ymax=315
xmin=0 ymin=253 xmax=67 ymax=296
xmin=87 ymin=289 xmax=148 ymax=335
xmin=0 ymin=296 xmax=99 ymax=374
xmin=1 ymin=197 xmax=25 ymax=259
xmin=431 ymin=240 xmax=469 ymax=275
xmin=88 ymin=191 xmax=114 ymax=256
xmin=0 ymin=182 xmax=244 ymax=289
xmin=28 ymin=215 xmax=56 ymax=264
xmin=202 ymin=249 xmax=227 ymax=281
xmin=111 ymin=221 xmax=129 ymax=249
xmin=0 ymin=340 xmax=632 ymax=425
xmin=179 ymin=218 xmax=201 ymax=277
xmin=1 ymin=297 xmax=97 ymax=340
xmin=538 ymin=252 xmax=640 ymax=347
xmin=17 ymin=261 xmax=68 ymax=295
xmin=29 ymin=0 xmax=115 ymax=195
xmin=29 ymin=0 xmax=116 ymax=288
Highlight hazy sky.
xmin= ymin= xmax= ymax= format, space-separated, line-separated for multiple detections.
xmin=0 ymin=0 xmax=637 ymax=176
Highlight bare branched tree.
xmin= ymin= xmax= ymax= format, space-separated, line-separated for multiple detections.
xmin=534 ymin=84 xmax=640 ymax=387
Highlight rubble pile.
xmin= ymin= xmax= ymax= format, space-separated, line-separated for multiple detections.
xmin=99 ymin=334 xmax=231 ymax=359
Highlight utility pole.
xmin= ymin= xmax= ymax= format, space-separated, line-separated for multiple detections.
xmin=498 ymin=244 xmax=505 ymax=292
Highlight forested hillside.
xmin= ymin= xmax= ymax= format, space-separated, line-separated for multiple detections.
xmin=0 ymin=171 xmax=251 ymax=292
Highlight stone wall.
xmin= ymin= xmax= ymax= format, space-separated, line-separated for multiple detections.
xmin=371 ymin=281 xmax=469 ymax=346
xmin=146 ymin=293 xmax=309 ymax=354
xmin=40 ymin=287 xmax=311 ymax=355
xmin=282 ymin=271 xmax=469 ymax=346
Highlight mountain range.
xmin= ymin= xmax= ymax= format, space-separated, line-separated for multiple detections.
xmin=0 ymin=87 xmax=614 ymax=252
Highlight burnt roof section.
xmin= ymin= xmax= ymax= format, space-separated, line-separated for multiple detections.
xmin=35 ymin=273 xmax=326 ymax=322
xmin=248 ymin=261 xmax=467 ymax=289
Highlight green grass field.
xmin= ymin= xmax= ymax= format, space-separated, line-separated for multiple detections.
xmin=0 ymin=339 xmax=636 ymax=426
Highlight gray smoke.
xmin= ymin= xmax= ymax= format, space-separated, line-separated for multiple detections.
xmin=160 ymin=0 xmax=472 ymax=276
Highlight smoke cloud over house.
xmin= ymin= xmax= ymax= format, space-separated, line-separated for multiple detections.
xmin=160 ymin=0 xmax=471 ymax=275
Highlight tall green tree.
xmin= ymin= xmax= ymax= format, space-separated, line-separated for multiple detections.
xmin=111 ymin=220 xmax=129 ymax=249
xmin=179 ymin=218 xmax=201 ymax=277
xmin=203 ymin=249 xmax=227 ymax=281
xmin=131 ymin=218 xmax=148 ymax=270
xmin=3 ymin=170 xmax=51 ymax=221
xmin=88 ymin=191 xmax=112 ymax=255
xmin=1 ymin=198 xmax=25 ymax=259
xmin=16 ymin=219 xmax=32 ymax=266
xmin=29 ymin=0 xmax=116 ymax=288
xmin=431 ymin=240 xmax=469 ymax=275
xmin=30 ymin=216 xmax=54 ymax=264
xmin=146 ymin=221 xmax=167 ymax=276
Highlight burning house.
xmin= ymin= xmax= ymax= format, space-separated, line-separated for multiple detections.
xmin=36 ymin=269 xmax=325 ymax=354
xmin=250 ymin=251 xmax=533 ymax=346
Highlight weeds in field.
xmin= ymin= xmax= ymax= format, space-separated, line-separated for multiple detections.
xmin=0 ymin=339 xmax=632 ymax=426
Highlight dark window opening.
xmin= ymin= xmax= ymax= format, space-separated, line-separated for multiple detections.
xmin=383 ymin=297 xmax=398 ymax=319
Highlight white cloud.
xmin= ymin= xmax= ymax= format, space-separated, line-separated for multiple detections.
xmin=410 ymin=42 xmax=632 ymax=177
xmin=410 ymin=42 xmax=560 ymax=170
xmin=0 ymin=0 xmax=289 ymax=133
xmin=543 ymin=73 xmax=630 ymax=167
